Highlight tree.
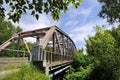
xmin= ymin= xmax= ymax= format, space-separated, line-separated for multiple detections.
xmin=0 ymin=0 xmax=82 ymax=22
xmin=86 ymin=26 xmax=116 ymax=58
xmin=86 ymin=25 xmax=120 ymax=80
xmin=64 ymin=50 xmax=94 ymax=80
xmin=0 ymin=16 xmax=22 ymax=44
xmin=0 ymin=16 xmax=23 ymax=56
xmin=98 ymin=0 xmax=120 ymax=24
xmin=111 ymin=26 xmax=120 ymax=80
xmin=111 ymin=25 xmax=120 ymax=53
xmin=65 ymin=25 xmax=120 ymax=80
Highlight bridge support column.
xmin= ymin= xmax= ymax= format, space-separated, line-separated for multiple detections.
xmin=45 ymin=67 xmax=49 ymax=75
xmin=43 ymin=50 xmax=46 ymax=66
xmin=43 ymin=51 xmax=49 ymax=75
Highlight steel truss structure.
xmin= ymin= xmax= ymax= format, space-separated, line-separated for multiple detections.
xmin=0 ymin=25 xmax=76 ymax=76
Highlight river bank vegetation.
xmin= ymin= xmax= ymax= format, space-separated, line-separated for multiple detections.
xmin=64 ymin=25 xmax=120 ymax=80
xmin=0 ymin=64 xmax=50 ymax=80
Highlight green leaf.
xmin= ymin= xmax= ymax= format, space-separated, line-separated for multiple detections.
xmin=31 ymin=10 xmax=35 ymax=15
xmin=9 ymin=2 xmax=13 ymax=6
xmin=24 ymin=6 xmax=28 ymax=9
xmin=0 ymin=0 xmax=3 ymax=4
xmin=1 ymin=0 xmax=83 ymax=22
xmin=11 ymin=6 xmax=15 ymax=10
xmin=29 ymin=4 xmax=33 ymax=9
xmin=18 ymin=0 xmax=22 ymax=4
xmin=5 ymin=0 xmax=9 ymax=3
xmin=17 ymin=10 xmax=22 ymax=15
xmin=35 ymin=14 xmax=39 ymax=20
xmin=33 ymin=0 xmax=36 ymax=4
xmin=80 ymin=0 xmax=83 ymax=3
xmin=23 ymin=8 xmax=26 ymax=13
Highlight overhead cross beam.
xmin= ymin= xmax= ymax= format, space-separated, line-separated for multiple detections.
xmin=0 ymin=25 xmax=76 ymax=56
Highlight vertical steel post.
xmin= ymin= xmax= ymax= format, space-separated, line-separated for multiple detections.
xmin=43 ymin=50 xmax=46 ymax=66
xmin=16 ymin=39 xmax=20 ymax=57
xmin=52 ymin=32 xmax=55 ymax=63
xmin=36 ymin=36 xmax=40 ymax=45
xmin=50 ymin=51 xmax=52 ymax=64
xmin=62 ymin=34 xmax=65 ymax=61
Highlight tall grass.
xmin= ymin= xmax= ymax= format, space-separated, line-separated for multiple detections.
xmin=1 ymin=64 xmax=50 ymax=80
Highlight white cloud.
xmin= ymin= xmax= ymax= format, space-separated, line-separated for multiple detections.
xmin=2 ymin=0 xmax=118 ymax=51
xmin=64 ymin=20 xmax=79 ymax=27
xmin=78 ymin=8 xmax=92 ymax=16
xmin=18 ymin=14 xmax=59 ymax=31
xmin=10 ymin=0 xmax=113 ymax=49
xmin=72 ymin=24 xmax=94 ymax=33
xmin=12 ymin=13 xmax=60 ymax=42
xmin=67 ymin=7 xmax=92 ymax=19
xmin=70 ymin=25 xmax=94 ymax=43
xmin=69 ymin=19 xmax=107 ymax=48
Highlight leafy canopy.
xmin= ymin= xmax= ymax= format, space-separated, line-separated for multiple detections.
xmin=64 ymin=50 xmax=95 ymax=80
xmin=0 ymin=0 xmax=82 ymax=22
xmin=86 ymin=25 xmax=120 ymax=80
xmin=1 ymin=64 xmax=50 ymax=80
xmin=98 ymin=0 xmax=120 ymax=24
xmin=0 ymin=16 xmax=22 ymax=45
xmin=64 ymin=25 xmax=120 ymax=80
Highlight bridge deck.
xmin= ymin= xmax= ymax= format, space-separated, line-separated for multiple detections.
xmin=0 ymin=26 xmax=76 ymax=77
xmin=46 ymin=60 xmax=72 ymax=67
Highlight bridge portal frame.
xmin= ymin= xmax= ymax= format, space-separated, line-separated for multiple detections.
xmin=0 ymin=25 xmax=77 ymax=76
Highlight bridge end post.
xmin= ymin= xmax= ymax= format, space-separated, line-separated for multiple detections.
xmin=45 ymin=67 xmax=49 ymax=75
xmin=32 ymin=46 xmax=50 ymax=75
xmin=43 ymin=50 xmax=49 ymax=75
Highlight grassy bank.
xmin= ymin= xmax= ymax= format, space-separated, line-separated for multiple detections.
xmin=0 ymin=64 xmax=50 ymax=80
xmin=0 ymin=57 xmax=29 ymax=71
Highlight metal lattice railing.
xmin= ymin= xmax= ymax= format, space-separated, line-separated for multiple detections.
xmin=43 ymin=50 xmax=73 ymax=66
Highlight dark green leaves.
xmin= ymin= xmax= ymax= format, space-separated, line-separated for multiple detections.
xmin=35 ymin=14 xmax=39 ymax=20
xmin=29 ymin=4 xmax=33 ymax=9
xmin=64 ymin=50 xmax=94 ymax=80
xmin=98 ymin=0 xmax=120 ymax=24
xmin=85 ymin=25 xmax=120 ymax=80
xmin=0 ymin=0 xmax=3 ymax=4
xmin=0 ymin=0 xmax=82 ymax=22
xmin=0 ymin=16 xmax=22 ymax=44
xmin=5 ymin=0 xmax=9 ymax=3
xmin=31 ymin=10 xmax=35 ymax=15
xmin=65 ymin=25 xmax=120 ymax=80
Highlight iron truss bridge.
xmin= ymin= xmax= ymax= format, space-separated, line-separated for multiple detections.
xmin=0 ymin=25 xmax=76 ymax=78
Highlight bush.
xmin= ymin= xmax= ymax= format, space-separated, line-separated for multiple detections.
xmin=1 ymin=64 xmax=50 ymax=80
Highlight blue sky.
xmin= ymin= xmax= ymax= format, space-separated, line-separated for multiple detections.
xmin=12 ymin=0 xmax=110 ymax=49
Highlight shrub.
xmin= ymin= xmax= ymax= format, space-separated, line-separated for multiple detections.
xmin=1 ymin=64 xmax=50 ymax=80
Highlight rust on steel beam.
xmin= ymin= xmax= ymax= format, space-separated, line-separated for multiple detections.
xmin=40 ymin=26 xmax=56 ymax=49
xmin=22 ymin=39 xmax=31 ymax=55
xmin=0 ymin=34 xmax=18 ymax=51
xmin=16 ymin=39 xmax=20 ymax=57
xmin=51 ymin=32 xmax=55 ymax=64
xmin=62 ymin=35 xmax=65 ymax=55
xmin=15 ymin=27 xmax=50 ymax=39
xmin=55 ymin=26 xmax=76 ymax=50
xmin=0 ymin=25 xmax=77 ymax=59
xmin=18 ymin=27 xmax=50 ymax=36
xmin=15 ymin=32 xmax=46 ymax=39
xmin=54 ymin=31 xmax=62 ymax=55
